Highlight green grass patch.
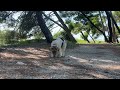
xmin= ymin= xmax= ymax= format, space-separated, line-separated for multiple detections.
xmin=76 ymin=39 xmax=106 ymax=44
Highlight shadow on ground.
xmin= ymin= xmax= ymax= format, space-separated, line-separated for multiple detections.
xmin=0 ymin=43 xmax=120 ymax=79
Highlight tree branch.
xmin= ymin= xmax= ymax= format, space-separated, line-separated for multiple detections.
xmin=42 ymin=12 xmax=64 ymax=29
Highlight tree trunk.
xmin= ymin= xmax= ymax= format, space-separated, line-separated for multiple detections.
xmin=110 ymin=11 xmax=118 ymax=43
xmin=112 ymin=19 xmax=117 ymax=43
xmin=35 ymin=11 xmax=53 ymax=43
xmin=87 ymin=29 xmax=95 ymax=43
xmin=53 ymin=11 xmax=77 ymax=43
xmin=105 ymin=11 xmax=113 ymax=43
xmin=42 ymin=12 xmax=64 ymax=28
xmin=107 ymin=11 xmax=120 ymax=34
xmin=89 ymin=34 xmax=95 ymax=43
xmin=80 ymin=31 xmax=90 ymax=43
xmin=101 ymin=11 xmax=109 ymax=42
xmin=80 ymin=11 xmax=109 ymax=42
xmin=99 ymin=11 xmax=107 ymax=42
xmin=99 ymin=11 xmax=106 ymax=31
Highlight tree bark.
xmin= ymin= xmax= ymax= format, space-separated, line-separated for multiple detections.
xmin=35 ymin=11 xmax=53 ymax=43
xmin=80 ymin=11 xmax=109 ymax=42
xmin=53 ymin=11 xmax=77 ymax=43
xmin=111 ymin=18 xmax=117 ymax=43
xmin=105 ymin=11 xmax=113 ymax=43
xmin=99 ymin=11 xmax=106 ymax=31
xmin=110 ymin=11 xmax=117 ymax=43
xmin=107 ymin=11 xmax=120 ymax=34
xmin=80 ymin=31 xmax=90 ymax=43
xmin=87 ymin=29 xmax=95 ymax=43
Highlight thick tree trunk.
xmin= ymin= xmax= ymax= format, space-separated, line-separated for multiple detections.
xmin=105 ymin=11 xmax=113 ymax=43
xmin=53 ymin=11 xmax=77 ymax=43
xmin=110 ymin=11 xmax=119 ymax=43
xmin=112 ymin=20 xmax=117 ymax=43
xmin=35 ymin=11 xmax=53 ymax=43
xmin=80 ymin=11 xmax=109 ymax=43
xmin=107 ymin=11 xmax=120 ymax=34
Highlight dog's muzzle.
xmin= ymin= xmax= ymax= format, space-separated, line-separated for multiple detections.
xmin=50 ymin=46 xmax=59 ymax=57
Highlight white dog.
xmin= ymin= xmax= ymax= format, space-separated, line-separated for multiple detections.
xmin=50 ymin=36 xmax=67 ymax=58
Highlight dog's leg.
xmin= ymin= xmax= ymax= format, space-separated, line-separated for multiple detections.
xmin=62 ymin=42 xmax=67 ymax=57
xmin=58 ymin=49 xmax=62 ymax=57
xmin=62 ymin=50 xmax=65 ymax=57
xmin=61 ymin=48 xmax=65 ymax=57
xmin=60 ymin=48 xmax=64 ymax=57
xmin=55 ymin=51 xmax=59 ymax=57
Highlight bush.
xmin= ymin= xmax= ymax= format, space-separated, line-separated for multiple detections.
xmin=0 ymin=30 xmax=17 ymax=45
xmin=34 ymin=32 xmax=44 ymax=40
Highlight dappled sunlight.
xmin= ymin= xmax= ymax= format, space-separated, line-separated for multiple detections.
xmin=68 ymin=55 xmax=89 ymax=63
xmin=0 ymin=52 xmax=20 ymax=59
xmin=31 ymin=60 xmax=42 ymax=66
xmin=0 ymin=43 xmax=120 ymax=78
xmin=0 ymin=47 xmax=49 ymax=60
xmin=91 ymin=59 xmax=119 ymax=63
xmin=0 ymin=52 xmax=48 ymax=60
xmin=49 ymin=63 xmax=73 ymax=70
xmin=97 ymin=64 xmax=120 ymax=70
xmin=88 ymin=72 xmax=109 ymax=79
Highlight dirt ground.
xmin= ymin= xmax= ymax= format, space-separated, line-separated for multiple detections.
xmin=0 ymin=42 xmax=120 ymax=79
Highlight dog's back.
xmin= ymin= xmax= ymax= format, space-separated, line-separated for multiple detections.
xmin=50 ymin=36 xmax=67 ymax=57
xmin=51 ymin=37 xmax=64 ymax=48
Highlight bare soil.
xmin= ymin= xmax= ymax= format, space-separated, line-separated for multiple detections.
xmin=0 ymin=43 xmax=120 ymax=79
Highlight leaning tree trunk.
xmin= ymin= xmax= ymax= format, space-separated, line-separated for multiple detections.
xmin=87 ymin=29 xmax=95 ymax=43
xmin=53 ymin=11 xmax=77 ymax=43
xmin=99 ymin=11 xmax=108 ymax=42
xmin=35 ymin=11 xmax=53 ymax=43
xmin=99 ymin=11 xmax=106 ymax=31
xmin=105 ymin=11 xmax=113 ymax=43
xmin=80 ymin=31 xmax=90 ymax=43
xmin=80 ymin=11 xmax=109 ymax=43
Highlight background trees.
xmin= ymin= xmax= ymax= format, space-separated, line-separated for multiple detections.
xmin=0 ymin=11 xmax=120 ymax=45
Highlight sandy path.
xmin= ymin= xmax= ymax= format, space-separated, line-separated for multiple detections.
xmin=0 ymin=43 xmax=120 ymax=79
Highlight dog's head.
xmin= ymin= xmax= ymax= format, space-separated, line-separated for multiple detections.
xmin=50 ymin=46 xmax=59 ymax=57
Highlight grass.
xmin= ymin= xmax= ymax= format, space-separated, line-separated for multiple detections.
xmin=76 ymin=39 xmax=106 ymax=44
xmin=16 ymin=39 xmax=46 ymax=45
xmin=0 ymin=38 xmax=108 ymax=49
xmin=0 ymin=39 xmax=47 ymax=48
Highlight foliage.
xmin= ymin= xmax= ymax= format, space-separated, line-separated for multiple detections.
xmin=0 ymin=30 xmax=17 ymax=45
xmin=34 ymin=32 xmax=44 ymax=40
xmin=0 ymin=11 xmax=120 ymax=44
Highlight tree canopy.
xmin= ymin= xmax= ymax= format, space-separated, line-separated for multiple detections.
xmin=0 ymin=11 xmax=120 ymax=44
